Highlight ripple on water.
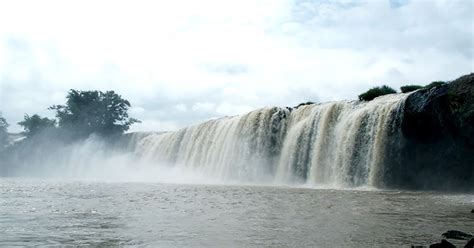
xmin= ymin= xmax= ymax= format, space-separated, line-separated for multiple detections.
xmin=0 ymin=179 xmax=473 ymax=247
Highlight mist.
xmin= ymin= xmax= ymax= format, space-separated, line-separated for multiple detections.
xmin=1 ymin=131 xmax=220 ymax=185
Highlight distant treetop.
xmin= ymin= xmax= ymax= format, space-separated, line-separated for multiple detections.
xmin=49 ymin=90 xmax=140 ymax=139
xmin=18 ymin=114 xmax=56 ymax=138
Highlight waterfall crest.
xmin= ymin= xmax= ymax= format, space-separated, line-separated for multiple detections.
xmin=134 ymin=94 xmax=409 ymax=187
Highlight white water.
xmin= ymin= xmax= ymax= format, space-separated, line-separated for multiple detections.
xmin=133 ymin=93 xmax=409 ymax=188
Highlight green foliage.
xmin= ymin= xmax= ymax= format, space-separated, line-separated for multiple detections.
xmin=400 ymin=85 xmax=422 ymax=93
xmin=424 ymin=81 xmax=447 ymax=90
xmin=0 ymin=112 xmax=9 ymax=149
xmin=358 ymin=85 xmax=397 ymax=101
xmin=18 ymin=114 xmax=56 ymax=138
xmin=49 ymin=90 xmax=140 ymax=138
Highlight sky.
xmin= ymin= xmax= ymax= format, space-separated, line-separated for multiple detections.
xmin=0 ymin=0 xmax=472 ymax=133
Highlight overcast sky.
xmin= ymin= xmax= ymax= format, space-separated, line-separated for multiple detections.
xmin=0 ymin=0 xmax=472 ymax=132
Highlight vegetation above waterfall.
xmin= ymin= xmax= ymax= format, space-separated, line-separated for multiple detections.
xmin=358 ymin=85 xmax=397 ymax=101
xmin=358 ymin=81 xmax=449 ymax=102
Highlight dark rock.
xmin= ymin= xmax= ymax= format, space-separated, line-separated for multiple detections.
xmin=442 ymin=230 xmax=473 ymax=240
xmin=383 ymin=73 xmax=474 ymax=191
xmin=401 ymin=85 xmax=423 ymax=93
xmin=429 ymin=239 xmax=455 ymax=248
xmin=465 ymin=238 xmax=474 ymax=248
xmin=294 ymin=102 xmax=315 ymax=109
xmin=471 ymin=209 xmax=474 ymax=213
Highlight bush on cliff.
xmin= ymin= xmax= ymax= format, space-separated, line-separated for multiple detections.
xmin=358 ymin=85 xmax=397 ymax=101
xmin=400 ymin=85 xmax=422 ymax=93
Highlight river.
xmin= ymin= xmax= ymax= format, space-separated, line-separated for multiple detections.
xmin=1 ymin=178 xmax=472 ymax=247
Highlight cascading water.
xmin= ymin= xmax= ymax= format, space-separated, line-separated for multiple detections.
xmin=134 ymin=93 xmax=409 ymax=188
xmin=136 ymin=107 xmax=289 ymax=182
xmin=276 ymin=94 xmax=408 ymax=188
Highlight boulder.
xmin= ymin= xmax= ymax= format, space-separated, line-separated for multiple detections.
xmin=429 ymin=239 xmax=455 ymax=248
xmin=442 ymin=230 xmax=473 ymax=240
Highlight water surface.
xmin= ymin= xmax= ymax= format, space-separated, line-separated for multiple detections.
xmin=1 ymin=178 xmax=473 ymax=247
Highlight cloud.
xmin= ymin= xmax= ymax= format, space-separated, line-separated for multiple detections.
xmin=0 ymin=0 xmax=472 ymax=132
xmin=203 ymin=63 xmax=249 ymax=75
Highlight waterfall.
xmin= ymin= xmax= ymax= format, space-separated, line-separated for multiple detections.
xmin=276 ymin=94 xmax=408 ymax=187
xmin=134 ymin=93 xmax=409 ymax=188
xmin=135 ymin=107 xmax=289 ymax=182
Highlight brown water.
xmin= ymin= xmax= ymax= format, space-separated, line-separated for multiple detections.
xmin=1 ymin=178 xmax=473 ymax=247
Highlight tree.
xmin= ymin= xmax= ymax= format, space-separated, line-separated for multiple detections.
xmin=49 ymin=90 xmax=140 ymax=138
xmin=18 ymin=114 xmax=56 ymax=138
xmin=400 ymin=85 xmax=423 ymax=93
xmin=0 ymin=112 xmax=9 ymax=149
xmin=358 ymin=85 xmax=397 ymax=101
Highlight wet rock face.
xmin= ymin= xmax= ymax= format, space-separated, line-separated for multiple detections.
xmin=402 ymin=85 xmax=451 ymax=143
xmin=385 ymin=73 xmax=474 ymax=191
xmin=403 ymin=73 xmax=474 ymax=144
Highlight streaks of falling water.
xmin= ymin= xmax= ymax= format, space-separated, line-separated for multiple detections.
xmin=134 ymin=93 xmax=410 ymax=188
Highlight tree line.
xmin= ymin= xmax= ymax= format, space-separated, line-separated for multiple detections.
xmin=0 ymin=89 xmax=140 ymax=151
xmin=358 ymin=81 xmax=447 ymax=101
